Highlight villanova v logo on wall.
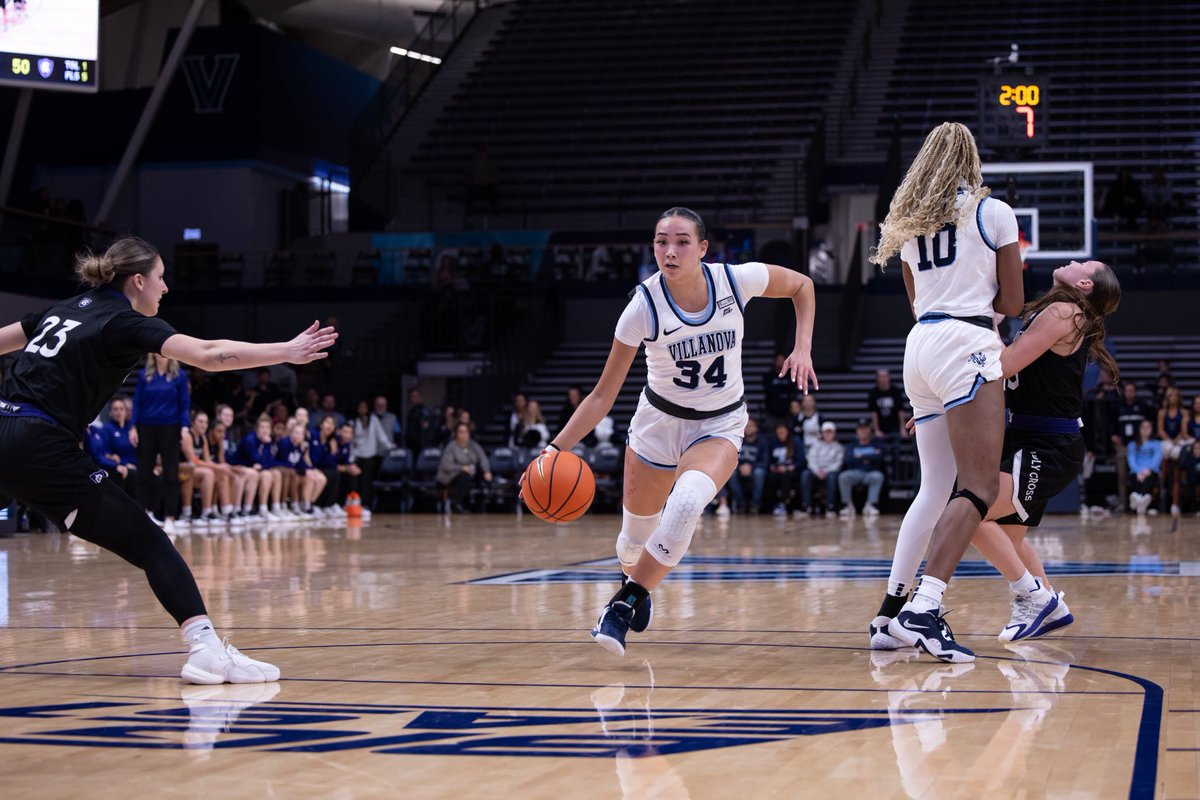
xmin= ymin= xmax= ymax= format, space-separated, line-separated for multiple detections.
xmin=180 ymin=54 xmax=240 ymax=114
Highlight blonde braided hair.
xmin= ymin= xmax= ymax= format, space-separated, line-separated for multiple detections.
xmin=870 ymin=122 xmax=990 ymax=267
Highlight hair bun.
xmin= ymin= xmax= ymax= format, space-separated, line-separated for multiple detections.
xmin=74 ymin=252 xmax=115 ymax=287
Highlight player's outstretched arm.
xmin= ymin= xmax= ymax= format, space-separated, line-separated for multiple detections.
xmin=999 ymin=301 xmax=1079 ymax=378
xmin=550 ymin=339 xmax=638 ymax=451
xmin=0 ymin=321 xmax=29 ymax=356
xmin=761 ymin=264 xmax=818 ymax=394
xmin=161 ymin=320 xmax=338 ymax=373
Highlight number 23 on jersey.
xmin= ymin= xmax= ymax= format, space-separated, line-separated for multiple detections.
xmin=25 ymin=316 xmax=81 ymax=358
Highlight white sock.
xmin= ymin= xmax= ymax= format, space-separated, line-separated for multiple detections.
xmin=887 ymin=416 xmax=957 ymax=599
xmin=911 ymin=575 xmax=948 ymax=612
xmin=1009 ymin=570 xmax=1042 ymax=595
xmin=200 ymin=506 xmax=213 ymax=517
xmin=271 ymin=503 xmax=282 ymax=513
xmin=181 ymin=617 xmax=223 ymax=651
xmin=221 ymin=504 xmax=234 ymax=516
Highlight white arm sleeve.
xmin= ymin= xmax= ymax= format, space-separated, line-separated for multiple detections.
xmin=614 ymin=291 xmax=651 ymax=346
xmin=984 ymin=198 xmax=1020 ymax=248
xmin=730 ymin=261 xmax=770 ymax=299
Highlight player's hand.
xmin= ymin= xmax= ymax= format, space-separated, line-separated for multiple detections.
xmin=780 ymin=350 xmax=818 ymax=395
xmin=286 ymin=320 xmax=339 ymax=364
xmin=904 ymin=417 xmax=916 ymax=435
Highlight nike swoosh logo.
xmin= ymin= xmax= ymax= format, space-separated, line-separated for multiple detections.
xmin=664 ymin=326 xmax=682 ymax=335
xmin=899 ymin=617 xmax=937 ymax=635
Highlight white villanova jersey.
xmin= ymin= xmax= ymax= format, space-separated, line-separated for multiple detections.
xmin=900 ymin=191 xmax=1019 ymax=319
xmin=615 ymin=261 xmax=769 ymax=412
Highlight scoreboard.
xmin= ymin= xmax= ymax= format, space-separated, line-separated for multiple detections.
xmin=979 ymin=74 xmax=1047 ymax=151
xmin=0 ymin=0 xmax=99 ymax=93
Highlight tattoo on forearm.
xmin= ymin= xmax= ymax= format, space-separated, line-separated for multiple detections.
xmin=214 ymin=352 xmax=240 ymax=364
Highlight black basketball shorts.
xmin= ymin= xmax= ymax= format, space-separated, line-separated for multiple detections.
xmin=994 ymin=431 xmax=1085 ymax=528
xmin=0 ymin=416 xmax=110 ymax=525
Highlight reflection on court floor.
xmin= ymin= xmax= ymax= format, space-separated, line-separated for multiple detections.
xmin=0 ymin=512 xmax=1192 ymax=798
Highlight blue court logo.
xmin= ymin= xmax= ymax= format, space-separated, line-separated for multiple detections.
xmin=0 ymin=698 xmax=1014 ymax=756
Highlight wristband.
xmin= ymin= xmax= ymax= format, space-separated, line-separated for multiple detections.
xmin=545 ymin=443 xmax=561 ymax=452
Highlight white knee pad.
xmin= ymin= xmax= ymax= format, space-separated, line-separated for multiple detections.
xmin=615 ymin=508 xmax=661 ymax=570
xmin=646 ymin=470 xmax=717 ymax=567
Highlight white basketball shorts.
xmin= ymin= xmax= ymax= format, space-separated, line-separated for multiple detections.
xmin=904 ymin=319 xmax=1004 ymax=423
xmin=626 ymin=391 xmax=748 ymax=469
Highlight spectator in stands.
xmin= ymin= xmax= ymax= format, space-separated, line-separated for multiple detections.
xmin=727 ymin=417 xmax=769 ymax=514
xmin=301 ymin=387 xmax=321 ymax=420
xmin=311 ymin=415 xmax=346 ymax=517
xmin=237 ymin=414 xmax=283 ymax=521
xmin=1084 ymin=366 xmax=1120 ymax=460
xmin=763 ymin=422 xmax=804 ymax=518
xmin=86 ymin=419 xmax=133 ymax=495
xmin=1190 ymin=395 xmax=1200 ymax=443
xmin=763 ymin=354 xmax=796 ymax=427
xmin=437 ymin=403 xmax=458 ymax=445
xmin=245 ymin=367 xmax=282 ymax=421
xmin=352 ymin=400 xmax=392 ymax=511
xmin=1102 ymin=168 xmax=1144 ymax=232
xmin=1179 ymin=440 xmax=1200 ymax=514
xmin=801 ymin=421 xmax=844 ymax=517
xmin=1114 ymin=380 xmax=1154 ymax=506
xmin=791 ymin=395 xmax=822 ymax=454
xmin=507 ymin=392 xmax=528 ymax=448
xmin=405 ymin=388 xmax=439 ymax=454
xmin=333 ymin=422 xmax=365 ymax=512
xmin=437 ymin=421 xmax=492 ymax=513
xmin=317 ymin=393 xmax=345 ymax=429
xmin=1128 ymin=419 xmax=1163 ymax=515
xmin=1158 ymin=386 xmax=1190 ymax=516
xmin=208 ymin=417 xmax=259 ymax=522
xmin=180 ymin=418 xmax=219 ymax=528
xmin=277 ymin=419 xmax=326 ymax=518
xmin=373 ymin=395 xmax=401 ymax=447
xmin=516 ymin=400 xmax=550 ymax=450
xmin=99 ymin=397 xmax=138 ymax=495
xmin=868 ymin=369 xmax=909 ymax=440
xmin=134 ymin=354 xmax=190 ymax=532
xmin=839 ymin=418 xmax=886 ymax=518
xmin=557 ymin=386 xmax=596 ymax=447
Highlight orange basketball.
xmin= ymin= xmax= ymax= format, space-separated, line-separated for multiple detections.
xmin=522 ymin=450 xmax=595 ymax=523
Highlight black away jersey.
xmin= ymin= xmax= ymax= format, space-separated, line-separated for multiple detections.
xmin=3 ymin=288 xmax=177 ymax=436
xmin=1004 ymin=310 xmax=1086 ymax=420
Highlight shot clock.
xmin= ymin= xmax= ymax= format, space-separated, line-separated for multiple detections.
xmin=979 ymin=75 xmax=1047 ymax=151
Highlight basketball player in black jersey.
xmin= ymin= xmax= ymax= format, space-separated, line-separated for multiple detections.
xmin=0 ymin=236 xmax=336 ymax=683
xmin=964 ymin=260 xmax=1119 ymax=642
xmin=872 ymin=260 xmax=1120 ymax=649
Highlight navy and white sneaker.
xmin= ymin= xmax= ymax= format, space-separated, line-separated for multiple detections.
xmin=998 ymin=590 xmax=1061 ymax=642
xmin=888 ymin=605 xmax=975 ymax=663
xmin=620 ymin=576 xmax=653 ymax=633
xmin=869 ymin=615 xmax=907 ymax=650
xmin=591 ymin=601 xmax=635 ymax=656
xmin=1003 ymin=590 xmax=1074 ymax=641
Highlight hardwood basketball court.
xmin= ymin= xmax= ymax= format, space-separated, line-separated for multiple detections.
xmin=0 ymin=509 xmax=1194 ymax=798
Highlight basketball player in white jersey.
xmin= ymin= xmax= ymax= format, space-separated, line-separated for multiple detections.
xmin=544 ymin=207 xmax=817 ymax=655
xmin=865 ymin=123 xmax=1024 ymax=663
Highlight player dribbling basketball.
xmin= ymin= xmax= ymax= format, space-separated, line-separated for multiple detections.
xmin=545 ymin=207 xmax=818 ymax=655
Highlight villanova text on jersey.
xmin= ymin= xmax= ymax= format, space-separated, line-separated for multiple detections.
xmin=666 ymin=329 xmax=738 ymax=362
